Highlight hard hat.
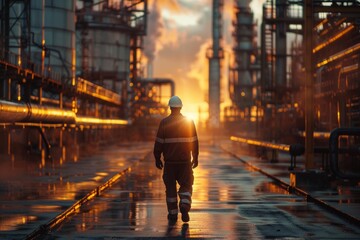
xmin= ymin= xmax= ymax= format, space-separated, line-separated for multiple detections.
xmin=168 ymin=96 xmax=183 ymax=108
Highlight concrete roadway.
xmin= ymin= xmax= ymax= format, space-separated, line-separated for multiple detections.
xmin=46 ymin=141 xmax=360 ymax=239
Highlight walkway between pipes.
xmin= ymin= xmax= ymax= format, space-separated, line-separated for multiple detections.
xmin=44 ymin=139 xmax=360 ymax=239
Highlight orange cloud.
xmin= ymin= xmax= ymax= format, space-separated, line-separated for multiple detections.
xmin=187 ymin=39 xmax=211 ymax=95
xmin=145 ymin=0 xmax=241 ymax=121
xmin=250 ymin=0 xmax=266 ymax=21
xmin=148 ymin=0 xmax=181 ymax=12
xmin=144 ymin=0 xmax=182 ymax=62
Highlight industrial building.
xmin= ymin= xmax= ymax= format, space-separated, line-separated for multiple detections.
xmin=0 ymin=0 xmax=359 ymax=180
xmin=222 ymin=0 xmax=360 ymax=177
xmin=0 ymin=0 xmax=174 ymax=163
xmin=0 ymin=0 xmax=360 ymax=238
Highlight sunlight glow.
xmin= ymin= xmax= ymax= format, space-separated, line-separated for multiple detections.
xmin=183 ymin=111 xmax=198 ymax=124
xmin=161 ymin=9 xmax=200 ymax=27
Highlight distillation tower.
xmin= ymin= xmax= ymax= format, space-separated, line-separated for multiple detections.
xmin=207 ymin=0 xmax=224 ymax=129
xmin=225 ymin=0 xmax=259 ymax=135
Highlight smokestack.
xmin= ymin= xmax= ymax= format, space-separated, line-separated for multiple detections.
xmin=207 ymin=0 xmax=224 ymax=129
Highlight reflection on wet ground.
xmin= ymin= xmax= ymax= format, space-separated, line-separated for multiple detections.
xmin=0 ymin=142 xmax=151 ymax=237
xmin=224 ymin=140 xmax=360 ymax=220
xmin=51 ymin=142 xmax=360 ymax=239
xmin=1 ymin=140 xmax=360 ymax=239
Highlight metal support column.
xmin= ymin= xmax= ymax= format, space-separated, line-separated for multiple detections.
xmin=0 ymin=128 xmax=12 ymax=156
xmin=304 ymin=0 xmax=314 ymax=169
xmin=275 ymin=0 xmax=287 ymax=98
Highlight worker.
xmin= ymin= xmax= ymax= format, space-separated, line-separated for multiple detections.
xmin=153 ymin=96 xmax=199 ymax=223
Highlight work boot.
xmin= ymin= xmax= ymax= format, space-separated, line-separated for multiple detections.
xmin=180 ymin=209 xmax=190 ymax=222
xmin=167 ymin=213 xmax=178 ymax=223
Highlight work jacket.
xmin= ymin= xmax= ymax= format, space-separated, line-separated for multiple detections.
xmin=154 ymin=112 xmax=199 ymax=164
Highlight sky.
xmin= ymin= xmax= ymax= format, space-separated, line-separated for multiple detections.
xmin=143 ymin=0 xmax=265 ymax=122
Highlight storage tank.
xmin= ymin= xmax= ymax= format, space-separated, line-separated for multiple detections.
xmin=76 ymin=1 xmax=131 ymax=94
xmin=30 ymin=0 xmax=76 ymax=85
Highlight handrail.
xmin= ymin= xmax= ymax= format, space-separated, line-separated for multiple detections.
xmin=0 ymin=49 xmax=64 ymax=83
xmin=232 ymin=131 xmax=360 ymax=178
xmin=329 ymin=128 xmax=360 ymax=180
xmin=0 ymin=50 xmax=122 ymax=105
xmin=230 ymin=136 xmax=290 ymax=151
xmin=230 ymin=136 xmax=304 ymax=169
xmin=77 ymin=77 xmax=122 ymax=105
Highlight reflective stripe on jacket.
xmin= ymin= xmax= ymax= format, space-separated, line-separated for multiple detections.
xmin=154 ymin=113 xmax=199 ymax=164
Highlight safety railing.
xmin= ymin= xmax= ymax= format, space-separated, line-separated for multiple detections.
xmin=0 ymin=50 xmax=122 ymax=106
xmin=232 ymin=130 xmax=360 ymax=179
xmin=77 ymin=77 xmax=121 ymax=105
xmin=329 ymin=128 xmax=360 ymax=180
xmin=0 ymin=49 xmax=64 ymax=83
xmin=230 ymin=136 xmax=304 ymax=170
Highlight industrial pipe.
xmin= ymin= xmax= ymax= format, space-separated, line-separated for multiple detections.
xmin=317 ymin=43 xmax=360 ymax=68
xmin=329 ymin=128 xmax=360 ymax=180
xmin=0 ymin=100 xmax=76 ymax=123
xmin=0 ymin=100 xmax=129 ymax=126
xmin=138 ymin=78 xmax=175 ymax=97
xmin=313 ymin=24 xmax=354 ymax=53
xmin=76 ymin=116 xmax=128 ymax=125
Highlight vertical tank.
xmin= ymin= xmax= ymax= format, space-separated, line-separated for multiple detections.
xmin=30 ymin=0 xmax=44 ymax=73
xmin=232 ymin=0 xmax=254 ymax=109
xmin=76 ymin=1 xmax=131 ymax=94
xmin=30 ymin=0 xmax=76 ymax=84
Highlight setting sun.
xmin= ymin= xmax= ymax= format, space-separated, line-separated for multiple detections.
xmin=183 ymin=111 xmax=198 ymax=124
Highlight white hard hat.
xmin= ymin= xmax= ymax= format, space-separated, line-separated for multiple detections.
xmin=168 ymin=96 xmax=183 ymax=108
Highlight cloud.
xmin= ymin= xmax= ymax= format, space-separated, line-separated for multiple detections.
xmin=149 ymin=0 xmax=181 ymax=12
xmin=145 ymin=0 xmax=263 ymax=115
xmin=250 ymin=0 xmax=266 ymax=22
xmin=143 ymin=1 xmax=163 ymax=61
xmin=143 ymin=0 xmax=184 ymax=62
xmin=187 ymin=39 xmax=211 ymax=95
xmin=150 ymin=1 xmax=212 ymax=108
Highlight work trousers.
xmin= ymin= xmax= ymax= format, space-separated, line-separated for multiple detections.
xmin=163 ymin=162 xmax=194 ymax=215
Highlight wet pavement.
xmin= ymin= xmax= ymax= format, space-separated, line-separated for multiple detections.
xmin=222 ymin=140 xmax=360 ymax=222
xmin=1 ymin=140 xmax=360 ymax=239
xmin=0 ymin=142 xmax=152 ymax=239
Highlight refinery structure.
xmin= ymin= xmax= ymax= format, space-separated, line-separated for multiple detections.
xmin=0 ymin=0 xmax=359 ymax=178
xmin=223 ymin=0 xmax=360 ymax=174
xmin=0 ymin=0 xmax=172 ymax=162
